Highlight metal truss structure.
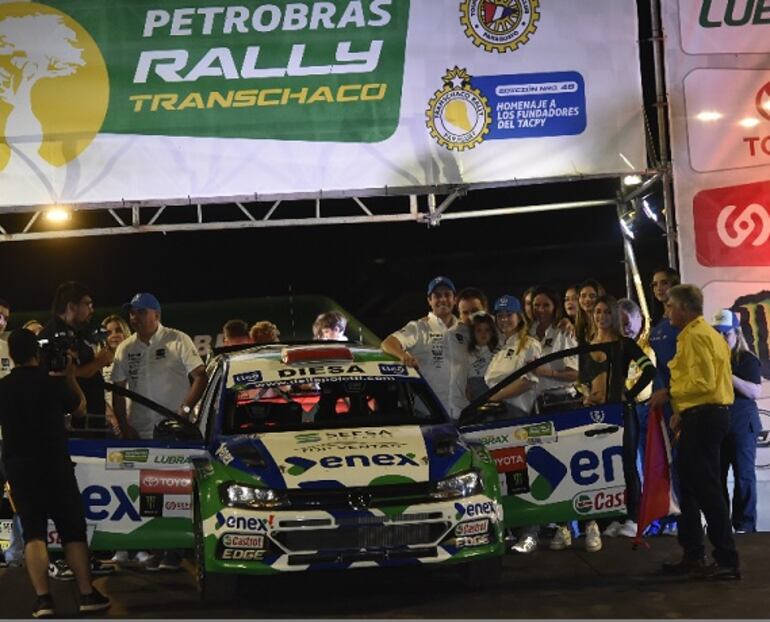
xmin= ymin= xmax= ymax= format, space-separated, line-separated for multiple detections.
xmin=0 ymin=172 xmax=641 ymax=243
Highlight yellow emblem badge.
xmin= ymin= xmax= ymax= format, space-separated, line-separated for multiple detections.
xmin=460 ymin=0 xmax=540 ymax=53
xmin=426 ymin=67 xmax=491 ymax=151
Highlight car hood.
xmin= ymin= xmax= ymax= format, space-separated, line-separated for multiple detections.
xmin=215 ymin=424 xmax=470 ymax=489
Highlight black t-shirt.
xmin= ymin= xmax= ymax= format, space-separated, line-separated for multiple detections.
xmin=39 ymin=316 xmax=106 ymax=416
xmin=731 ymin=350 xmax=761 ymax=415
xmin=0 ymin=367 xmax=80 ymax=473
xmin=580 ymin=338 xmax=656 ymax=403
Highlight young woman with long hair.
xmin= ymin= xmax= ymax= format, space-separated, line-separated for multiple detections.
xmin=574 ymin=279 xmax=605 ymax=345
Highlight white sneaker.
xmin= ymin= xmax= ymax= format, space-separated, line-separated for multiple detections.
xmin=511 ymin=535 xmax=538 ymax=554
xmin=618 ymin=520 xmax=638 ymax=538
xmin=110 ymin=551 xmax=129 ymax=563
xmin=135 ymin=551 xmax=152 ymax=563
xmin=584 ymin=521 xmax=602 ymax=552
xmin=550 ymin=525 xmax=572 ymax=550
xmin=603 ymin=521 xmax=622 ymax=537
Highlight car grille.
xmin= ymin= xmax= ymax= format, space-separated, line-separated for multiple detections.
xmin=273 ymin=522 xmax=449 ymax=552
xmin=286 ymin=482 xmax=433 ymax=510
xmin=287 ymin=547 xmax=439 ymax=566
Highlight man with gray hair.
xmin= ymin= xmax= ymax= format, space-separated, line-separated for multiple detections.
xmin=649 ymin=284 xmax=740 ymax=580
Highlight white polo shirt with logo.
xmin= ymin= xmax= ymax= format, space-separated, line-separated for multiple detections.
xmin=392 ymin=313 xmax=457 ymax=413
xmin=484 ymin=334 xmax=542 ymax=415
xmin=111 ymin=324 xmax=203 ymax=439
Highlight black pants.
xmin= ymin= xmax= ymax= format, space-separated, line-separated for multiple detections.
xmin=622 ymin=404 xmax=640 ymax=521
xmin=676 ymin=407 xmax=739 ymax=568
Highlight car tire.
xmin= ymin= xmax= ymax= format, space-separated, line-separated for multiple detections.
xmin=462 ymin=555 xmax=503 ymax=589
xmin=193 ymin=490 xmax=238 ymax=604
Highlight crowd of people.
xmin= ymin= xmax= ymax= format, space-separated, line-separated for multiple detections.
xmin=381 ymin=271 xmax=760 ymax=579
xmin=0 ymin=269 xmax=762 ymax=615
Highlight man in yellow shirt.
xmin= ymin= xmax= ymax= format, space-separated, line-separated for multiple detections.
xmin=649 ymin=284 xmax=739 ymax=580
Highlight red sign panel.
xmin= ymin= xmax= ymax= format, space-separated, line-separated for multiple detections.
xmin=139 ymin=469 xmax=193 ymax=495
xmin=694 ymin=181 xmax=770 ymax=266
xmin=490 ymin=447 xmax=526 ymax=473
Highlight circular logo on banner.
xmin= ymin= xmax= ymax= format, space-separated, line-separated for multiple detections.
xmin=0 ymin=2 xmax=109 ymax=172
xmin=756 ymin=81 xmax=770 ymax=121
xmin=460 ymin=0 xmax=540 ymax=53
xmin=426 ymin=67 xmax=491 ymax=151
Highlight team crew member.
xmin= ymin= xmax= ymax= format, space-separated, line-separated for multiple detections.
xmin=381 ymin=277 xmax=458 ymax=413
xmin=0 ymin=329 xmax=110 ymax=618
xmin=712 ymin=310 xmax=762 ymax=534
xmin=650 ymin=285 xmax=740 ymax=580
xmin=485 ymin=295 xmax=542 ymax=554
xmin=447 ymin=288 xmax=489 ymax=419
xmin=529 ymin=286 xmax=578 ymax=398
xmin=111 ymin=293 xmax=207 ymax=571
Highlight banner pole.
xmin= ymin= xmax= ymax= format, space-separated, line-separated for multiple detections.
xmin=650 ymin=0 xmax=679 ymax=271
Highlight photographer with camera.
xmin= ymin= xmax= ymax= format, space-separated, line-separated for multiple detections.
xmin=0 ymin=329 xmax=110 ymax=617
xmin=38 ymin=282 xmax=114 ymax=434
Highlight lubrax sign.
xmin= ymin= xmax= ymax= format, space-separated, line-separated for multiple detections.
xmin=680 ymin=0 xmax=770 ymax=54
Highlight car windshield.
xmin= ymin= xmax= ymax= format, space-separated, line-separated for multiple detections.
xmin=222 ymin=378 xmax=447 ymax=435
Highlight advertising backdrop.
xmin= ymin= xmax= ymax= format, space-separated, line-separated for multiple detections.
xmin=0 ymin=0 xmax=646 ymax=207
xmin=663 ymin=0 xmax=770 ymax=529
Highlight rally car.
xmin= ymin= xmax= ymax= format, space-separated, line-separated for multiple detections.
xmin=1 ymin=341 xmax=628 ymax=602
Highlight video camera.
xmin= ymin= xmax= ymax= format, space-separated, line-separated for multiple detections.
xmin=38 ymin=327 xmax=109 ymax=373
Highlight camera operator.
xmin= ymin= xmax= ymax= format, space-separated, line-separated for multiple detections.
xmin=0 ymin=329 xmax=110 ymax=617
xmin=38 ymin=282 xmax=114 ymax=433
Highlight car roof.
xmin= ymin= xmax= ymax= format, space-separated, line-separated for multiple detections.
xmin=217 ymin=342 xmax=421 ymax=389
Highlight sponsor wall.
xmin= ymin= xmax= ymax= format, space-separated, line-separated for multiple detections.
xmin=662 ymin=0 xmax=770 ymax=530
xmin=662 ymin=0 xmax=770 ymax=400
xmin=0 ymin=0 xmax=645 ymax=207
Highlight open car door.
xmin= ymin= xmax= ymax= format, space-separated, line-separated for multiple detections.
xmin=458 ymin=342 xmax=629 ymax=528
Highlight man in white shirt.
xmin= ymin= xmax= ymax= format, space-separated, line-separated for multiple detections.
xmin=111 ymin=293 xmax=207 ymax=441
xmin=381 ymin=277 xmax=458 ymax=413
xmin=110 ymin=293 xmax=207 ymax=572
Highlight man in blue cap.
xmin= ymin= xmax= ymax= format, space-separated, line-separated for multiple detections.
xmin=110 ymin=293 xmax=207 ymax=572
xmin=381 ymin=277 xmax=458 ymax=412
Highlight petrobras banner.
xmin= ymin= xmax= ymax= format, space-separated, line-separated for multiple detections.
xmin=0 ymin=0 xmax=646 ymax=207
xmin=662 ymin=0 xmax=770 ymax=403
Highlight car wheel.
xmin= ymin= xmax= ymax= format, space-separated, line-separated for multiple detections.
xmin=462 ymin=555 xmax=503 ymax=589
xmin=193 ymin=490 xmax=238 ymax=604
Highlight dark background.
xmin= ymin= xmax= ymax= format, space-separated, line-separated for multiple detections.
xmin=0 ymin=1 xmax=669 ymax=338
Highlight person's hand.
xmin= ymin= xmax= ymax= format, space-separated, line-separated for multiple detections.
xmin=400 ymin=352 xmax=419 ymax=368
xmin=649 ymin=388 xmax=670 ymax=410
xmin=669 ymin=412 xmax=681 ymax=434
xmin=557 ymin=317 xmax=576 ymax=338
xmin=95 ymin=347 xmax=114 ymax=368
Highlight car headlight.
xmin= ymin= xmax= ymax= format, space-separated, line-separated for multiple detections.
xmin=430 ymin=471 xmax=483 ymax=500
xmin=221 ymin=483 xmax=288 ymax=509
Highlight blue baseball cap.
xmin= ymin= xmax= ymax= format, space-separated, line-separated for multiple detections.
xmin=712 ymin=309 xmax=740 ymax=334
xmin=494 ymin=295 xmax=522 ymax=315
xmin=427 ymin=276 xmax=456 ymax=296
xmin=123 ymin=292 xmax=161 ymax=312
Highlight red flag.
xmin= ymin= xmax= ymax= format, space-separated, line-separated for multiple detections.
xmin=632 ymin=406 xmax=680 ymax=549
